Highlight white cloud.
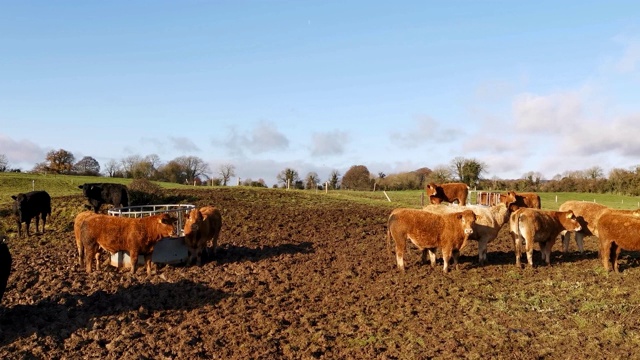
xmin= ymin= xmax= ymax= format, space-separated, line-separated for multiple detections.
xmin=613 ymin=35 xmax=640 ymax=74
xmin=311 ymin=130 xmax=349 ymax=157
xmin=390 ymin=115 xmax=464 ymax=148
xmin=0 ymin=134 xmax=47 ymax=167
xmin=512 ymin=91 xmax=585 ymax=134
xmin=221 ymin=121 xmax=289 ymax=156
xmin=169 ymin=136 xmax=200 ymax=152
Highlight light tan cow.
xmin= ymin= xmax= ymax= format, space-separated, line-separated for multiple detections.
xmin=558 ymin=201 xmax=608 ymax=253
xmin=597 ymin=210 xmax=640 ymax=272
xmin=422 ymin=191 xmax=516 ymax=265
xmin=387 ymin=208 xmax=476 ymax=272
xmin=509 ymin=208 xmax=581 ymax=267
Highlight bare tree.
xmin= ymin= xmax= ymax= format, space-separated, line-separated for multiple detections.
xmin=121 ymin=155 xmax=142 ymax=178
xmin=0 ymin=154 xmax=8 ymax=172
xmin=305 ymin=172 xmax=320 ymax=190
xmin=277 ymin=168 xmax=300 ymax=188
xmin=104 ymin=159 xmax=121 ymax=177
xmin=428 ymin=165 xmax=453 ymax=184
xmin=175 ymin=156 xmax=209 ymax=183
xmin=585 ymin=166 xmax=604 ymax=180
xmin=219 ymin=163 xmax=236 ymax=186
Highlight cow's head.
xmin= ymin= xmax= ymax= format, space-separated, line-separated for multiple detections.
xmin=157 ymin=213 xmax=177 ymax=238
xmin=500 ymin=191 xmax=517 ymax=210
xmin=458 ymin=209 xmax=476 ymax=236
xmin=78 ymin=183 xmax=100 ymax=197
xmin=561 ymin=210 xmax=582 ymax=232
xmin=183 ymin=209 xmax=204 ymax=242
xmin=11 ymin=193 xmax=29 ymax=221
xmin=425 ymin=183 xmax=439 ymax=197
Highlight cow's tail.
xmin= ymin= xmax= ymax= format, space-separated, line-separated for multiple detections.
xmin=515 ymin=212 xmax=524 ymax=254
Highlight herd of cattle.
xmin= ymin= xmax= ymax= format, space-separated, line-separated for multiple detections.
xmin=2 ymin=181 xmax=640 ymax=304
xmin=1 ymin=183 xmax=222 ymax=304
xmin=389 ymin=182 xmax=640 ymax=273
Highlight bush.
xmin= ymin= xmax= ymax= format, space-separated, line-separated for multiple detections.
xmin=128 ymin=179 xmax=163 ymax=205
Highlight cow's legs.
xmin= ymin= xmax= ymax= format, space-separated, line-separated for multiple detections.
xmin=612 ymin=244 xmax=621 ymax=273
xmin=478 ymin=238 xmax=488 ymax=265
xmin=575 ymin=232 xmax=584 ymax=253
xmin=561 ymin=230 xmax=570 ymax=253
xmin=525 ymin=237 xmax=534 ymax=267
xmin=441 ymin=246 xmax=452 ymax=272
xmin=428 ymin=248 xmax=437 ymax=268
xmin=41 ymin=213 xmax=47 ymax=234
xmin=144 ymin=254 xmax=153 ymax=276
xmin=452 ymin=249 xmax=460 ymax=270
xmin=394 ymin=235 xmax=406 ymax=271
xmin=601 ymin=240 xmax=612 ymax=271
xmin=130 ymin=250 xmax=139 ymax=274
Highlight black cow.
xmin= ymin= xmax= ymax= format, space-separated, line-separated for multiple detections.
xmin=0 ymin=236 xmax=11 ymax=304
xmin=79 ymin=183 xmax=129 ymax=213
xmin=11 ymin=190 xmax=52 ymax=237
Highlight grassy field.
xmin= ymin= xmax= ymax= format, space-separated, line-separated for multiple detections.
xmin=2 ymin=172 xmax=639 ymax=211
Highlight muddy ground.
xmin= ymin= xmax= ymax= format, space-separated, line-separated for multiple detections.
xmin=0 ymin=187 xmax=639 ymax=359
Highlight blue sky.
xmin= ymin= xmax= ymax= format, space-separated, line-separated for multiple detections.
xmin=1 ymin=1 xmax=639 ymax=186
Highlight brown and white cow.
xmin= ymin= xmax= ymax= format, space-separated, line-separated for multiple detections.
xmin=500 ymin=191 xmax=541 ymax=211
xmin=423 ymin=191 xmax=516 ymax=265
xmin=183 ymin=206 xmax=222 ymax=266
xmin=509 ymin=208 xmax=581 ymax=267
xmin=557 ymin=201 xmax=608 ymax=253
xmin=80 ymin=213 xmax=176 ymax=275
xmin=387 ymin=208 xmax=476 ymax=272
xmin=597 ymin=210 xmax=640 ymax=272
xmin=425 ymin=182 xmax=469 ymax=206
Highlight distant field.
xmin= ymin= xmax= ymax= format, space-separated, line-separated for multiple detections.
xmin=1 ymin=172 xmax=639 ymax=210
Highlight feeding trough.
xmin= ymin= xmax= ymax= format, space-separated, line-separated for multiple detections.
xmin=107 ymin=204 xmax=195 ymax=268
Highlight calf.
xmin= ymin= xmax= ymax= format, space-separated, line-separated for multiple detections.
xmin=0 ymin=234 xmax=11 ymax=305
xmin=80 ymin=213 xmax=176 ymax=275
xmin=423 ymin=191 xmax=516 ymax=265
xmin=78 ymin=183 xmax=129 ymax=213
xmin=597 ymin=210 xmax=640 ymax=272
xmin=501 ymin=191 xmax=541 ymax=211
xmin=558 ymin=201 xmax=608 ymax=253
xmin=509 ymin=208 xmax=581 ymax=267
xmin=183 ymin=206 xmax=222 ymax=266
xmin=387 ymin=208 xmax=476 ymax=272
xmin=425 ymin=182 xmax=469 ymax=206
xmin=11 ymin=190 xmax=52 ymax=237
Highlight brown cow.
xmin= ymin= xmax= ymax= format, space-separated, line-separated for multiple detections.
xmin=183 ymin=206 xmax=222 ymax=266
xmin=500 ymin=191 xmax=541 ymax=211
xmin=509 ymin=208 xmax=581 ymax=267
xmin=80 ymin=213 xmax=176 ymax=275
xmin=597 ymin=210 xmax=640 ymax=272
xmin=425 ymin=182 xmax=469 ymax=206
xmin=423 ymin=191 xmax=516 ymax=265
xmin=387 ymin=208 xmax=476 ymax=272
xmin=558 ymin=201 xmax=608 ymax=253
xmin=73 ymin=211 xmax=99 ymax=267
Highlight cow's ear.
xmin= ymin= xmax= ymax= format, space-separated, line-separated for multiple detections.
xmin=78 ymin=185 xmax=83 ymax=189
xmin=11 ymin=195 xmax=17 ymax=200
xmin=565 ymin=211 xmax=574 ymax=219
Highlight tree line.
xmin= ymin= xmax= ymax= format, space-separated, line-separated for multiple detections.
xmin=3 ymin=151 xmax=640 ymax=196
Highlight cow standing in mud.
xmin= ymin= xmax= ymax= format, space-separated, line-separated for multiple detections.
xmin=509 ymin=208 xmax=581 ymax=267
xmin=80 ymin=213 xmax=176 ymax=275
xmin=11 ymin=190 xmax=51 ymax=237
xmin=183 ymin=206 xmax=222 ymax=266
xmin=78 ymin=183 xmax=129 ymax=213
xmin=387 ymin=208 xmax=476 ymax=272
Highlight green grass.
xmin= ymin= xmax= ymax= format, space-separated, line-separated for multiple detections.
xmin=2 ymin=172 xmax=639 ymax=211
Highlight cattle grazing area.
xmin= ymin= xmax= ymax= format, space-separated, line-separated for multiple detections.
xmin=1 ymin=188 xmax=640 ymax=358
